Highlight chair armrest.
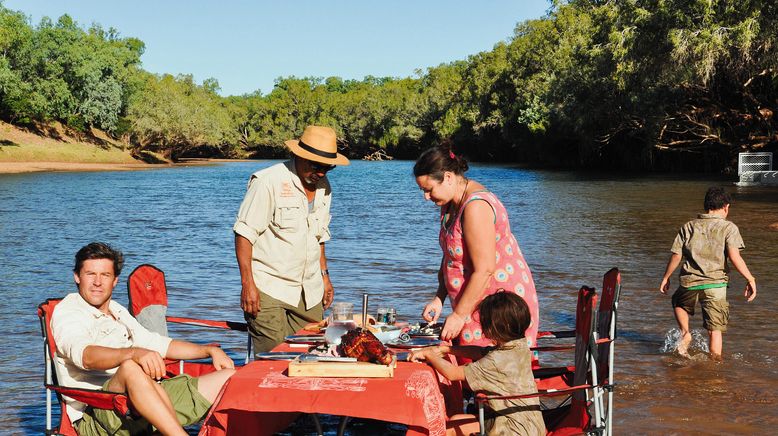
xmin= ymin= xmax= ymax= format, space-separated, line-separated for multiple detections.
xmin=46 ymin=384 xmax=130 ymax=416
xmin=166 ymin=316 xmax=248 ymax=332
xmin=475 ymin=383 xmax=593 ymax=403
xmin=532 ymin=365 xmax=574 ymax=379
xmin=531 ymin=344 xmax=575 ymax=352
xmin=537 ymin=329 xmax=575 ymax=339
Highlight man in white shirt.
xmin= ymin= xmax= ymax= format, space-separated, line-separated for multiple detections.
xmin=52 ymin=242 xmax=235 ymax=436
xmin=234 ymin=125 xmax=350 ymax=353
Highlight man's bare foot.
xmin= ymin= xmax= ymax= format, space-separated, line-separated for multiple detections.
xmin=709 ymin=353 xmax=723 ymax=362
xmin=677 ymin=332 xmax=692 ymax=357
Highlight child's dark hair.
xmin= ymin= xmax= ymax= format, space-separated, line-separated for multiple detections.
xmin=74 ymin=242 xmax=124 ymax=276
xmin=412 ymin=141 xmax=469 ymax=181
xmin=478 ymin=291 xmax=531 ymax=346
xmin=704 ymin=187 xmax=731 ymax=211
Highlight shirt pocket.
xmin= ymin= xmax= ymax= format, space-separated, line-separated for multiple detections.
xmin=274 ymin=199 xmax=303 ymax=232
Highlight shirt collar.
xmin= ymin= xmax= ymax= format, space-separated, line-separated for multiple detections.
xmin=73 ymin=292 xmax=122 ymax=319
xmin=698 ymin=213 xmax=724 ymax=220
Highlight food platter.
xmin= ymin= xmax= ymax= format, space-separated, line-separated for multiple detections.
xmin=407 ymin=321 xmax=443 ymax=338
xmin=255 ymin=351 xmax=304 ymax=361
xmin=284 ymin=335 xmax=327 ymax=345
xmin=386 ymin=337 xmax=442 ymax=349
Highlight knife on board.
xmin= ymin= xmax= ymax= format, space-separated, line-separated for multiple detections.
xmin=298 ymin=354 xmax=358 ymax=363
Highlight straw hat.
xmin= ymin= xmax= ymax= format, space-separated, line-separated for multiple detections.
xmin=285 ymin=126 xmax=350 ymax=166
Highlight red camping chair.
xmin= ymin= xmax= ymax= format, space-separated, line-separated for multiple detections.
xmin=38 ymin=298 xmax=131 ymax=436
xmin=477 ymin=286 xmax=601 ymax=436
xmin=127 ymin=264 xmax=251 ymax=370
xmin=532 ymin=269 xmax=621 ymax=434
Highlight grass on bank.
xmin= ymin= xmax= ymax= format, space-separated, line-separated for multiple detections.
xmin=0 ymin=120 xmax=145 ymax=164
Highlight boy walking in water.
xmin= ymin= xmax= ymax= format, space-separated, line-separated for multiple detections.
xmin=659 ymin=187 xmax=757 ymax=360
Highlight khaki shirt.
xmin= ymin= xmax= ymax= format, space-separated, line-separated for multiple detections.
xmin=671 ymin=213 xmax=745 ymax=288
xmin=51 ymin=293 xmax=173 ymax=422
xmin=463 ymin=339 xmax=545 ymax=436
xmin=233 ymin=160 xmax=331 ymax=309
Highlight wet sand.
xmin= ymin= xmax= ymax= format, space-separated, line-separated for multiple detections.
xmin=0 ymin=161 xmax=160 ymax=174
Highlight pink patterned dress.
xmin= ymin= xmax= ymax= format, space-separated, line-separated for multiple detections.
xmin=439 ymin=191 xmax=539 ymax=354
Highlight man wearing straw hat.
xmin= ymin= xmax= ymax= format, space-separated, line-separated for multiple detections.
xmin=234 ymin=125 xmax=350 ymax=354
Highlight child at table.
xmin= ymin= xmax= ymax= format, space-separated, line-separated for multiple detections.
xmin=409 ymin=292 xmax=545 ymax=436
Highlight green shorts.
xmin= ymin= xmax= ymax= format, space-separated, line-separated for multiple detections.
xmin=672 ymin=285 xmax=730 ymax=332
xmin=245 ymin=291 xmax=323 ymax=354
xmin=75 ymin=374 xmax=211 ymax=436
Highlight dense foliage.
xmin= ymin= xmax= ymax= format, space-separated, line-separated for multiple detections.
xmin=1 ymin=1 xmax=776 ymax=171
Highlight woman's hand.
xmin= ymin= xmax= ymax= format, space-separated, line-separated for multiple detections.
xmin=441 ymin=312 xmax=467 ymax=341
xmin=422 ymin=297 xmax=443 ymax=323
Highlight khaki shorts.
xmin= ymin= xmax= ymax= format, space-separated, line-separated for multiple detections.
xmin=672 ymin=286 xmax=730 ymax=332
xmin=75 ymin=374 xmax=211 ymax=436
xmin=245 ymin=291 xmax=323 ymax=354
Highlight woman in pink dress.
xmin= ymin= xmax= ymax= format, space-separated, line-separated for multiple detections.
xmin=414 ymin=145 xmax=540 ymax=354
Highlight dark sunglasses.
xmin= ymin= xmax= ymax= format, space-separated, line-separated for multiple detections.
xmin=308 ymin=160 xmax=336 ymax=173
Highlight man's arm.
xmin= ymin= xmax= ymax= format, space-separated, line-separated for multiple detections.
xmin=320 ymin=243 xmax=334 ymax=309
xmin=82 ymin=345 xmax=168 ymax=380
xmin=659 ymin=253 xmax=682 ymax=294
xmin=727 ymin=246 xmax=757 ymax=302
xmin=236 ymin=233 xmax=261 ymax=316
xmin=166 ymin=340 xmax=234 ymax=370
xmin=233 ymin=176 xmax=273 ymax=317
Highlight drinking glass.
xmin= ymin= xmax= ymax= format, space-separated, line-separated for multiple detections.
xmin=331 ymin=302 xmax=354 ymax=323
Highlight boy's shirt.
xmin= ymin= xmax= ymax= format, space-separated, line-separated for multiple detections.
xmin=463 ymin=339 xmax=545 ymax=435
xmin=671 ymin=213 xmax=745 ymax=288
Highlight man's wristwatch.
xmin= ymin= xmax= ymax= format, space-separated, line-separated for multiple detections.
xmin=321 ymin=269 xmax=329 ymax=276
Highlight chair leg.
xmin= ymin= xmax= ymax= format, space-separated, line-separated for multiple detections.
xmin=310 ymin=413 xmax=323 ymax=436
xmin=337 ymin=416 xmax=351 ymax=436
xmin=46 ymin=387 xmax=52 ymax=431
xmin=245 ymin=334 xmax=252 ymax=364
xmin=478 ymin=403 xmax=486 ymax=436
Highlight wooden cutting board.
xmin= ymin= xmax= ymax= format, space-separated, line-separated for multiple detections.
xmin=288 ymin=357 xmax=395 ymax=378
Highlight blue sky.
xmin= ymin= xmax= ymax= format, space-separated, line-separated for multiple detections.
xmin=4 ymin=0 xmax=551 ymax=96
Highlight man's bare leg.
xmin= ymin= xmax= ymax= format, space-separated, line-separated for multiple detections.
xmin=195 ymin=368 xmax=236 ymax=403
xmin=673 ymin=307 xmax=692 ymax=357
xmin=708 ymin=330 xmax=723 ymax=360
xmin=106 ymin=360 xmax=187 ymax=436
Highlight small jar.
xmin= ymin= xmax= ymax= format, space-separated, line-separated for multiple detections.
xmin=376 ymin=308 xmax=388 ymax=324
xmin=386 ymin=308 xmax=397 ymax=325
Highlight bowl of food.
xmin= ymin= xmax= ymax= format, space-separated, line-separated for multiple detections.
xmin=370 ymin=324 xmax=404 ymax=344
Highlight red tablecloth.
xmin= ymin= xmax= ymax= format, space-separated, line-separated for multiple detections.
xmin=199 ymin=340 xmax=462 ymax=436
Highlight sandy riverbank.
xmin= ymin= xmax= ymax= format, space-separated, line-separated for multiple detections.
xmin=0 ymin=161 xmax=162 ymax=174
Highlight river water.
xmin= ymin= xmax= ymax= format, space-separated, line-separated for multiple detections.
xmin=1 ymin=160 xmax=776 ymax=434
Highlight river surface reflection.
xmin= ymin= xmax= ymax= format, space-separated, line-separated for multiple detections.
xmin=1 ymin=160 xmax=776 ymax=434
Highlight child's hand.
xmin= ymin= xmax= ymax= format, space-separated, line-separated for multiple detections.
xmin=408 ymin=348 xmax=429 ymax=362
xmin=408 ymin=346 xmax=445 ymax=363
xmin=659 ymin=278 xmax=670 ymax=295
xmin=744 ymin=278 xmax=757 ymax=302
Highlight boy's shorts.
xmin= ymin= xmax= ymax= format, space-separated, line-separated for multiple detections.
xmin=672 ymin=285 xmax=729 ymax=332
xmin=75 ymin=374 xmax=211 ymax=436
